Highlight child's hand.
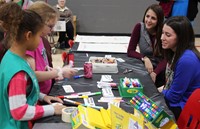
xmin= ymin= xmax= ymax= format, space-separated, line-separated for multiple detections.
xmin=53 ymin=104 xmax=66 ymax=115
xmin=43 ymin=95 xmax=63 ymax=104
xmin=62 ymin=66 xmax=77 ymax=78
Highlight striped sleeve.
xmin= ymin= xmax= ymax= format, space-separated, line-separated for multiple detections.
xmin=8 ymin=71 xmax=54 ymax=121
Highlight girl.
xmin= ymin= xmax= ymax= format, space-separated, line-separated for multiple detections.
xmin=26 ymin=1 xmax=77 ymax=94
xmin=159 ymin=16 xmax=200 ymax=120
xmin=127 ymin=4 xmax=166 ymax=87
xmin=0 ymin=3 xmax=65 ymax=129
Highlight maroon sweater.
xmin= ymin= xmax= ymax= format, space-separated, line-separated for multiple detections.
xmin=127 ymin=23 xmax=166 ymax=75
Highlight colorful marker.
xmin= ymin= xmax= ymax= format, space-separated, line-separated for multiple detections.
xmin=85 ymin=92 xmax=102 ymax=97
xmin=74 ymin=75 xmax=85 ymax=79
xmin=63 ymin=99 xmax=82 ymax=105
xmin=57 ymin=95 xmax=88 ymax=99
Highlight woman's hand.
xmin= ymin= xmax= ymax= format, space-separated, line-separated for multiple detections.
xmin=143 ymin=57 xmax=153 ymax=73
xmin=43 ymin=95 xmax=63 ymax=104
xmin=157 ymin=85 xmax=164 ymax=93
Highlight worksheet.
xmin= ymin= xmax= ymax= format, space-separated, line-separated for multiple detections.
xmin=75 ymin=35 xmax=130 ymax=53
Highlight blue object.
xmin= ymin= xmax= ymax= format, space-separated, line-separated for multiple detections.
xmin=74 ymin=75 xmax=84 ymax=79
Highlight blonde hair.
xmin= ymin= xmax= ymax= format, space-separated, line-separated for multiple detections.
xmin=28 ymin=1 xmax=59 ymax=23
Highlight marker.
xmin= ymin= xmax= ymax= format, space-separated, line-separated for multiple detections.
xmin=63 ymin=99 xmax=82 ymax=105
xmin=74 ymin=75 xmax=85 ymax=79
xmin=57 ymin=95 xmax=88 ymax=99
xmin=85 ymin=92 xmax=102 ymax=97
xmin=71 ymin=91 xmax=91 ymax=96
xmin=82 ymin=104 xmax=103 ymax=110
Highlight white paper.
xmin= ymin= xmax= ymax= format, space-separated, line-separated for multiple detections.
xmin=53 ymin=21 xmax=66 ymax=32
xmin=75 ymin=35 xmax=130 ymax=53
xmin=75 ymin=35 xmax=130 ymax=43
xmin=62 ymin=85 xmax=74 ymax=93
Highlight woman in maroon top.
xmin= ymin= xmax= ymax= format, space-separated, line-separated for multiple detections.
xmin=127 ymin=4 xmax=166 ymax=87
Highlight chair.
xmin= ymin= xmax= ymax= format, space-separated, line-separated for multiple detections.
xmin=61 ymin=51 xmax=67 ymax=63
xmin=177 ymin=88 xmax=200 ymax=129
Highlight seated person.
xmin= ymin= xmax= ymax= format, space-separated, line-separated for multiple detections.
xmin=158 ymin=16 xmax=200 ymax=120
xmin=54 ymin=0 xmax=74 ymax=49
xmin=127 ymin=4 xmax=166 ymax=87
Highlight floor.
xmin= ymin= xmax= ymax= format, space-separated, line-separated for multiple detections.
xmin=51 ymin=36 xmax=200 ymax=67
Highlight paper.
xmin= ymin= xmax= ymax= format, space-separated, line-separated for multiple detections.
xmin=75 ymin=35 xmax=130 ymax=53
xmin=53 ymin=21 xmax=66 ymax=32
xmin=75 ymin=35 xmax=130 ymax=43
xmin=100 ymin=75 xmax=113 ymax=82
xmin=62 ymin=85 xmax=74 ymax=93
xmin=77 ymin=42 xmax=128 ymax=53
xmin=84 ymin=97 xmax=95 ymax=106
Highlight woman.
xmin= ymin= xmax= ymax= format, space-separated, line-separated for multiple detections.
xmin=54 ymin=0 xmax=74 ymax=49
xmin=127 ymin=4 xmax=166 ymax=87
xmin=26 ymin=1 xmax=77 ymax=94
xmin=159 ymin=16 xmax=200 ymax=120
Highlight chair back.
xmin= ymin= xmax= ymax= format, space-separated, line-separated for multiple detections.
xmin=177 ymin=88 xmax=200 ymax=129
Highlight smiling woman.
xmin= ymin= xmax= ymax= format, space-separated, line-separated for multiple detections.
xmin=127 ymin=4 xmax=166 ymax=88
xmin=159 ymin=16 xmax=200 ymax=120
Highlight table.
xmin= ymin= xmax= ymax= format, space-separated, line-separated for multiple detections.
xmin=33 ymin=44 xmax=174 ymax=129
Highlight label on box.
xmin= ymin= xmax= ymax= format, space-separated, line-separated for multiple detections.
xmin=102 ymin=88 xmax=114 ymax=97
xmin=84 ymin=97 xmax=95 ymax=106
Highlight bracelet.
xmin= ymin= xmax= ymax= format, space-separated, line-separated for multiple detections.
xmin=141 ymin=56 xmax=147 ymax=62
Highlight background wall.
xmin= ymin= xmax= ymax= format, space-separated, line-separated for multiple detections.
xmin=42 ymin=0 xmax=200 ymax=35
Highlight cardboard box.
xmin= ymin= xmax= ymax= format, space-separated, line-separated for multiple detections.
xmin=129 ymin=91 xmax=173 ymax=128
xmin=119 ymin=78 xmax=143 ymax=98
xmin=89 ymin=57 xmax=118 ymax=73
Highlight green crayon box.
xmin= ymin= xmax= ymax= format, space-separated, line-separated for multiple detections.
xmin=118 ymin=78 xmax=143 ymax=98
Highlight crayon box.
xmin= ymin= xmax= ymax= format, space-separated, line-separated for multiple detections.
xmin=118 ymin=78 xmax=143 ymax=98
xmin=129 ymin=91 xmax=172 ymax=128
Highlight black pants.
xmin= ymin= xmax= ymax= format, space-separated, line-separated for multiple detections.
xmin=166 ymin=100 xmax=182 ymax=121
xmin=155 ymin=70 xmax=166 ymax=88
xmin=58 ymin=21 xmax=74 ymax=48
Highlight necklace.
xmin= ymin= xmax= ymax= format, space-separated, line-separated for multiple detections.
xmin=163 ymin=54 xmax=175 ymax=90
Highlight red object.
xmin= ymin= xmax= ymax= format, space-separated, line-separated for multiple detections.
xmin=84 ymin=62 xmax=92 ymax=78
xmin=61 ymin=52 xmax=68 ymax=63
xmin=159 ymin=1 xmax=174 ymax=18
xmin=177 ymin=88 xmax=200 ymax=129
xmin=67 ymin=53 xmax=74 ymax=66
xmin=68 ymin=40 xmax=74 ymax=48
xmin=57 ymin=96 xmax=64 ymax=99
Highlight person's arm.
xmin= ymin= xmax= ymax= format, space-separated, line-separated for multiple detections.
xmin=26 ymin=55 xmax=59 ymax=82
xmin=127 ymin=23 xmax=144 ymax=59
xmin=8 ymin=72 xmax=54 ymax=120
xmin=154 ymin=59 xmax=167 ymax=75
xmin=66 ymin=8 xmax=73 ymax=20
xmin=162 ymin=56 xmax=196 ymax=104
